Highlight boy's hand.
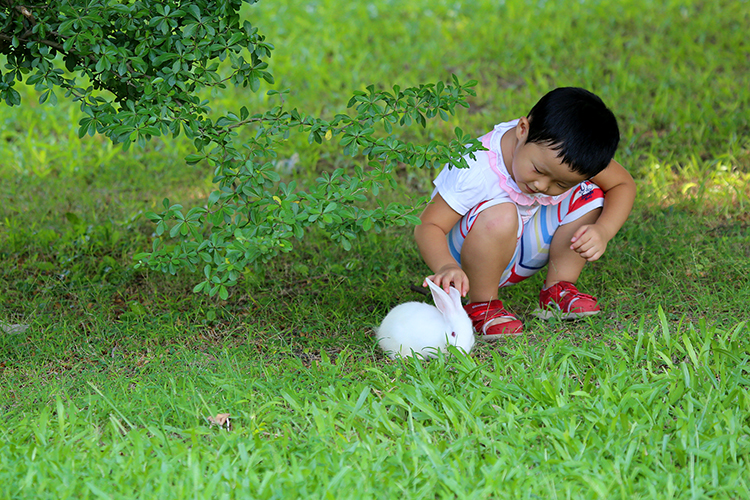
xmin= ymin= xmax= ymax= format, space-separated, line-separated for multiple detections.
xmin=425 ymin=264 xmax=470 ymax=297
xmin=570 ymin=224 xmax=609 ymax=262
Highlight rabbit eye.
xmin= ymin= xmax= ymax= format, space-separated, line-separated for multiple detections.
xmin=451 ymin=331 xmax=456 ymax=337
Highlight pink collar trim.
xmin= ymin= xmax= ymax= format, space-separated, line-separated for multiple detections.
xmin=482 ymin=127 xmax=572 ymax=206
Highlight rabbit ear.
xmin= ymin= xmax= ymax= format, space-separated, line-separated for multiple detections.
xmin=425 ymin=277 xmax=462 ymax=316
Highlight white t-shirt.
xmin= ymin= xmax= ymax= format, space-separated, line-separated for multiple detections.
xmin=432 ymin=119 xmax=574 ymax=226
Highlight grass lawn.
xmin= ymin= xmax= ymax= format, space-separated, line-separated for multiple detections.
xmin=1 ymin=0 xmax=749 ymax=498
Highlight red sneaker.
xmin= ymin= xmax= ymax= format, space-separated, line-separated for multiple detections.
xmin=463 ymin=300 xmax=523 ymax=338
xmin=534 ymin=281 xmax=600 ymax=320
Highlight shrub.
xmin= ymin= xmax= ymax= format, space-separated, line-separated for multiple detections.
xmin=0 ymin=0 xmax=480 ymax=297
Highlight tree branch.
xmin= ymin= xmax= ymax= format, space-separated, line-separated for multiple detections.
xmin=15 ymin=5 xmax=35 ymax=22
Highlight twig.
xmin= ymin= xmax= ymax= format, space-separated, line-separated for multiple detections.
xmin=16 ymin=5 xmax=35 ymax=23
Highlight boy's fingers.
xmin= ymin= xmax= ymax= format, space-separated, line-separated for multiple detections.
xmin=575 ymin=240 xmax=600 ymax=257
xmin=460 ymin=277 xmax=470 ymax=297
xmin=571 ymin=234 xmax=589 ymax=250
xmin=570 ymin=228 xmax=593 ymax=250
xmin=424 ymin=266 xmax=470 ymax=296
xmin=586 ymin=250 xmax=602 ymax=262
xmin=581 ymin=242 xmax=606 ymax=261
xmin=570 ymin=225 xmax=589 ymax=244
xmin=445 ymin=275 xmax=466 ymax=297
xmin=426 ymin=273 xmax=466 ymax=296
xmin=447 ymin=275 xmax=462 ymax=295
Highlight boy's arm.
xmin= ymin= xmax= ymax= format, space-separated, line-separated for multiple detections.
xmin=414 ymin=193 xmax=470 ymax=296
xmin=570 ymin=159 xmax=636 ymax=261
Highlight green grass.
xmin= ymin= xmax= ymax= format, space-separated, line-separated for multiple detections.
xmin=2 ymin=0 xmax=750 ymax=498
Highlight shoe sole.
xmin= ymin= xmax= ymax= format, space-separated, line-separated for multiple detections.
xmin=533 ymin=308 xmax=600 ymax=320
xmin=476 ymin=319 xmax=524 ymax=339
xmin=480 ymin=331 xmax=524 ymax=340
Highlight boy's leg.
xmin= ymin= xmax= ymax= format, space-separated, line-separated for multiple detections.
xmin=534 ymin=181 xmax=605 ymax=319
xmin=460 ymin=203 xmax=518 ymax=302
xmin=545 ymin=207 xmax=602 ymax=287
xmin=450 ymin=201 xmax=524 ymax=336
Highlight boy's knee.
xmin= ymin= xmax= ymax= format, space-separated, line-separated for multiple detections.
xmin=474 ymin=204 xmax=519 ymax=240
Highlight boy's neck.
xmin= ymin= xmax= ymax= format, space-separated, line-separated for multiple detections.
xmin=500 ymin=126 xmax=518 ymax=177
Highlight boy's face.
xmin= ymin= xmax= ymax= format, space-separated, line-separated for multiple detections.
xmin=509 ymin=117 xmax=588 ymax=196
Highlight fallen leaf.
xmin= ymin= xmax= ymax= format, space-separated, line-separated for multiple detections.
xmin=207 ymin=413 xmax=231 ymax=430
xmin=1 ymin=323 xmax=29 ymax=334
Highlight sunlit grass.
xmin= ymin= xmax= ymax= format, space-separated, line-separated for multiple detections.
xmin=642 ymin=158 xmax=750 ymax=211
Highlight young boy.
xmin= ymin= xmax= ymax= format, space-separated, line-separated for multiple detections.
xmin=414 ymin=87 xmax=636 ymax=337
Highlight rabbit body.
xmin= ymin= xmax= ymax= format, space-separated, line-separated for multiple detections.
xmin=376 ymin=278 xmax=475 ymax=359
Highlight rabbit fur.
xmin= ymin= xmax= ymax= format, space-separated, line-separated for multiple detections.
xmin=376 ymin=278 xmax=475 ymax=359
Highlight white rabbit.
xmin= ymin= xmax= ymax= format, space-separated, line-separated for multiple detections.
xmin=376 ymin=277 xmax=475 ymax=359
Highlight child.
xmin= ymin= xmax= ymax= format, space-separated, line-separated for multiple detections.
xmin=414 ymin=87 xmax=636 ymax=337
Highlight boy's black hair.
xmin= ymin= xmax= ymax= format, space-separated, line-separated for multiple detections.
xmin=526 ymin=87 xmax=620 ymax=178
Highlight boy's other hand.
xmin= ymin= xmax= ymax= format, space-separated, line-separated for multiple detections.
xmin=570 ymin=224 xmax=609 ymax=262
xmin=425 ymin=265 xmax=469 ymax=297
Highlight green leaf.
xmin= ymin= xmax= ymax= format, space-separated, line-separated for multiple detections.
xmin=185 ymin=153 xmax=204 ymax=164
xmin=170 ymin=222 xmax=183 ymax=238
xmin=186 ymin=4 xmax=202 ymax=20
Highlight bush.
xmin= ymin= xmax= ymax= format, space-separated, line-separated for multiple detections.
xmin=0 ymin=0 xmax=481 ymax=297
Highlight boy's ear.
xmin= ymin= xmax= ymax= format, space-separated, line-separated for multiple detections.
xmin=516 ymin=116 xmax=530 ymax=143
